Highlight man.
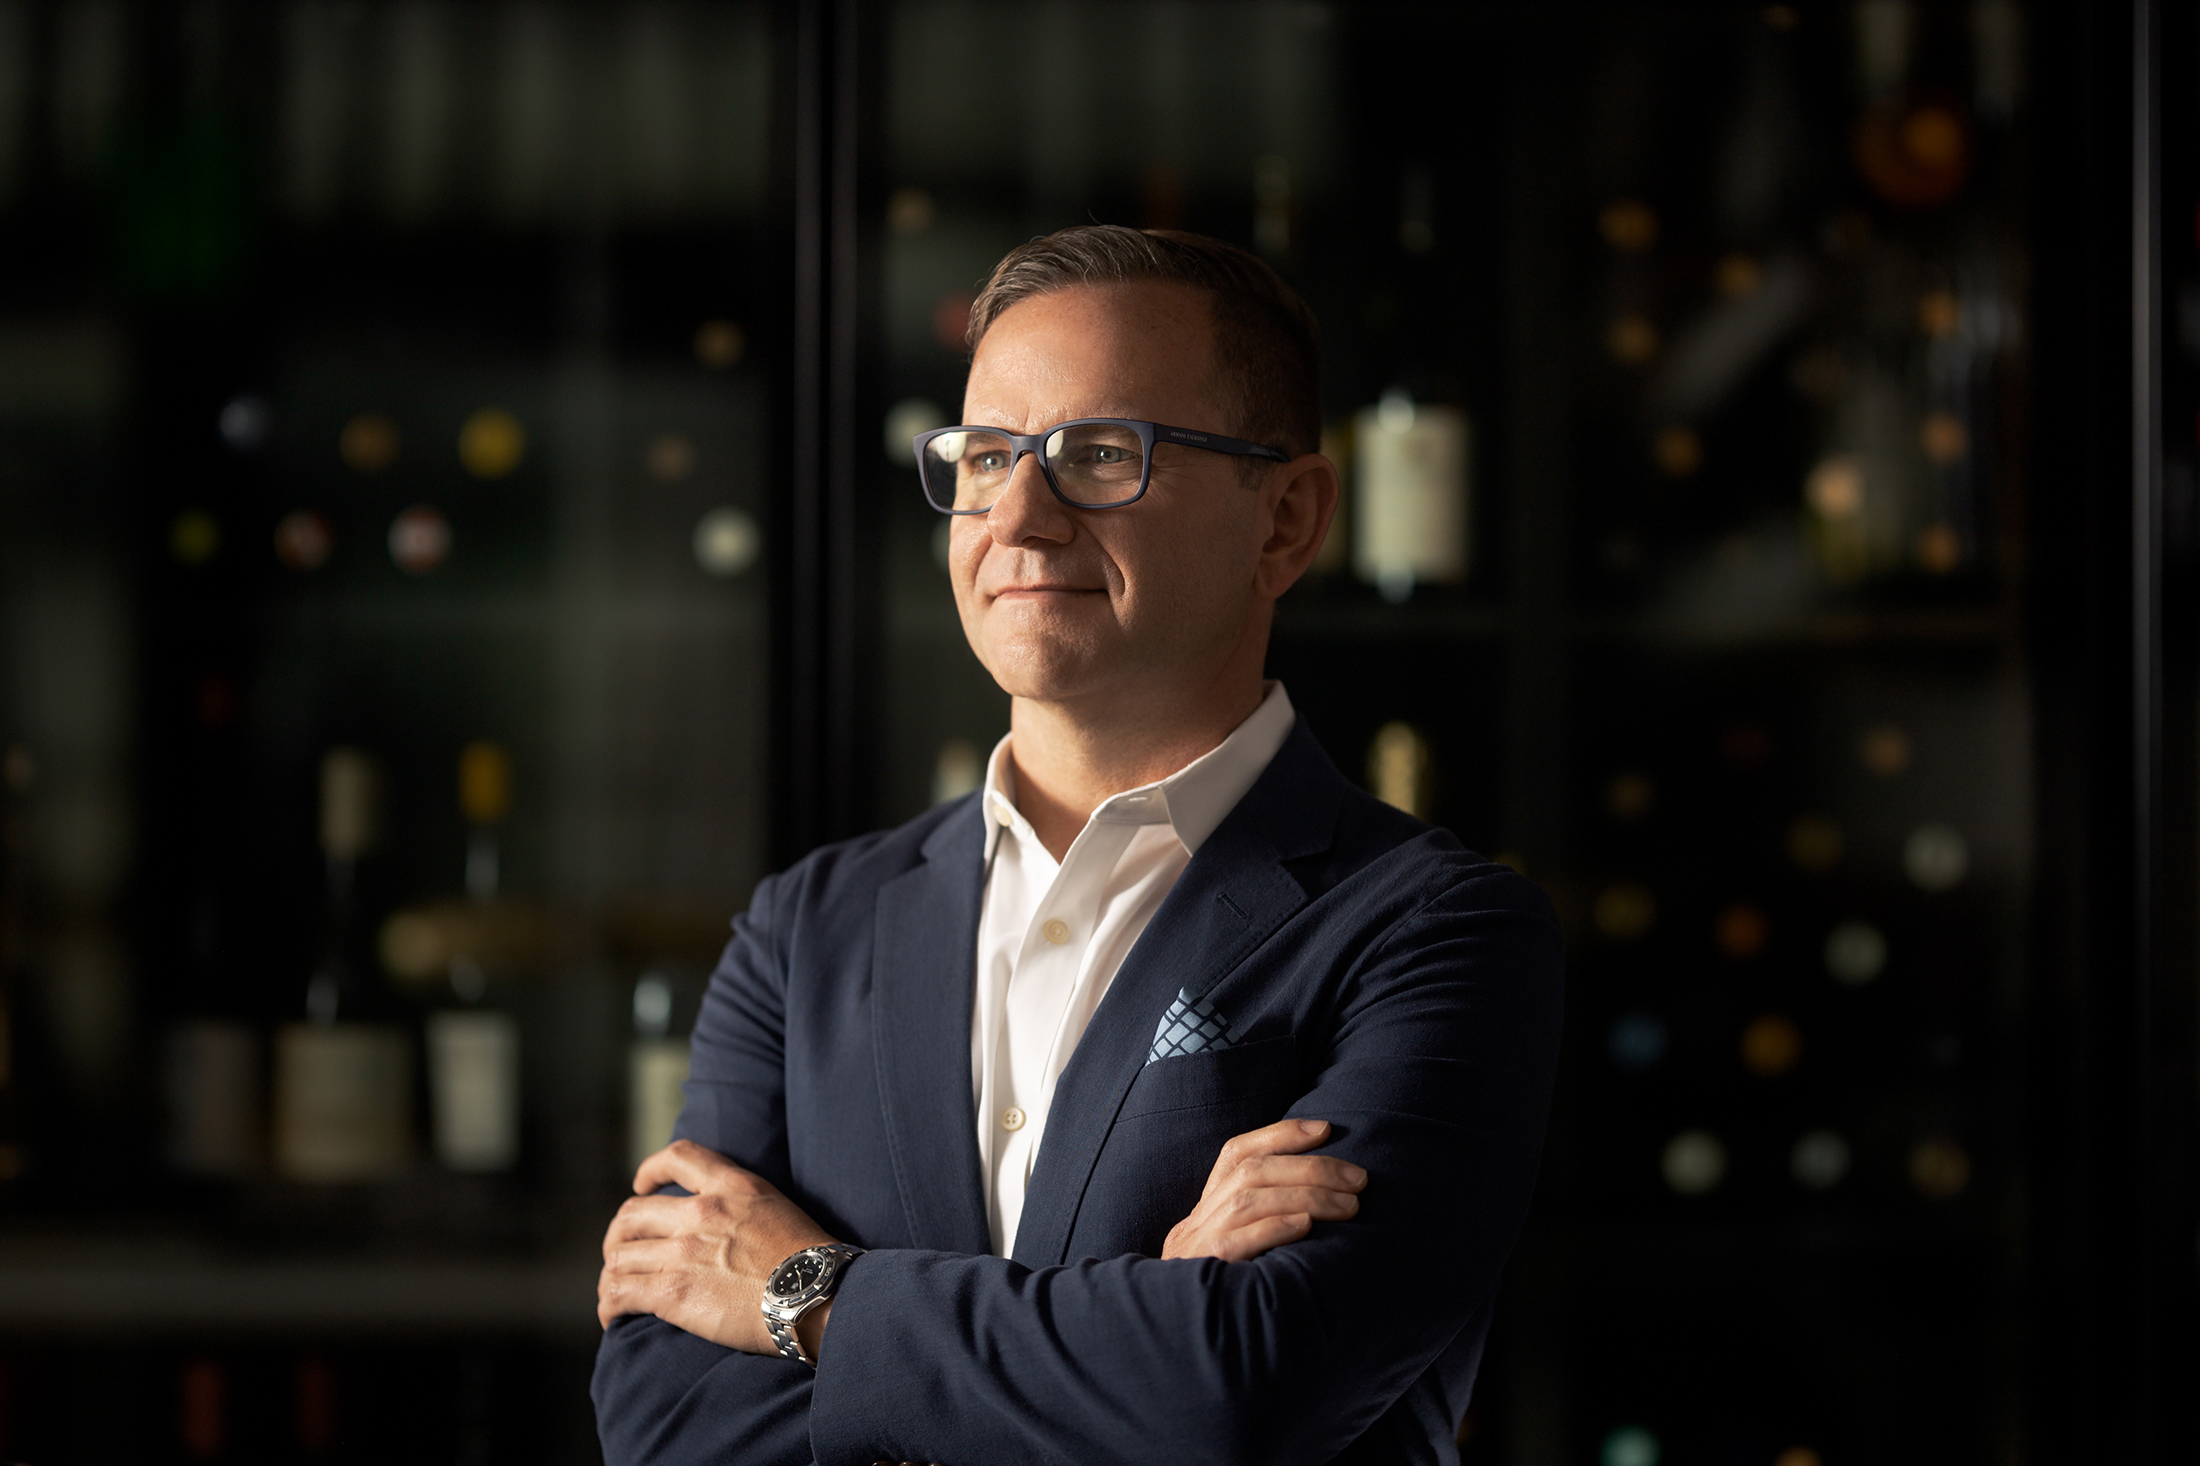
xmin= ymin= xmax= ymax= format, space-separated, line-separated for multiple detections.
xmin=593 ymin=226 xmax=1563 ymax=1466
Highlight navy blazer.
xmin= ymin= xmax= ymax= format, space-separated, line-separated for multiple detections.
xmin=593 ymin=718 xmax=1564 ymax=1466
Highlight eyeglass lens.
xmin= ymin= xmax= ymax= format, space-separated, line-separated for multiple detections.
xmin=920 ymin=423 xmax=1148 ymax=511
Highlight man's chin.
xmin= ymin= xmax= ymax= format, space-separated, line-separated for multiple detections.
xmin=976 ymin=644 xmax=1123 ymax=708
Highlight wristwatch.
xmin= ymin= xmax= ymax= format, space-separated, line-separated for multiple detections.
xmin=760 ymin=1242 xmax=865 ymax=1367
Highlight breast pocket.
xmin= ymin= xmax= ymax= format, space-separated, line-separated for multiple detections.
xmin=1116 ymin=1034 xmax=1300 ymax=1120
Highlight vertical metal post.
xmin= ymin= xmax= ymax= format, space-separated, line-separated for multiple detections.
xmin=2128 ymin=0 xmax=2163 ymax=1456
xmin=785 ymin=0 xmax=863 ymax=861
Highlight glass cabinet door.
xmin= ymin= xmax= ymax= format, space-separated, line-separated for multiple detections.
xmin=0 ymin=3 xmax=788 ymax=1457
xmin=863 ymin=4 xmax=2035 ymax=1461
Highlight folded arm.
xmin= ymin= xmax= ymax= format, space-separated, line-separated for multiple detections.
xmin=595 ymin=865 xmax=1561 ymax=1466
xmin=805 ymin=874 xmax=1562 ymax=1466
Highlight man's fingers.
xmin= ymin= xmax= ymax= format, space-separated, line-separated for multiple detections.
xmin=1214 ymin=1213 xmax=1312 ymax=1263
xmin=1235 ymin=1153 xmax=1367 ymax=1193
xmin=1218 ymin=1117 xmax=1331 ymax=1170
xmin=604 ymin=1236 xmax=680 ymax=1275
xmin=1224 ymin=1184 xmax=1359 ymax=1225
xmin=602 ymin=1194 xmax=691 ymax=1253
xmin=632 ymin=1138 xmax=745 ymax=1196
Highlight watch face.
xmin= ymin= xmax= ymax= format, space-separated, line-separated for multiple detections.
xmin=770 ymin=1251 xmax=825 ymax=1300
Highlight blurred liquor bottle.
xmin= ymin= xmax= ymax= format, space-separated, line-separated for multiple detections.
xmin=427 ymin=742 xmax=521 ymax=1174
xmin=628 ymin=972 xmax=689 ymax=1172
xmin=273 ymin=748 xmax=413 ymax=1183
xmin=1350 ymin=393 xmax=1472 ymax=602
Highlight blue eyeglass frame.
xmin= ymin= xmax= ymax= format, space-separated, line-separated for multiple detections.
xmin=911 ymin=418 xmax=1290 ymax=514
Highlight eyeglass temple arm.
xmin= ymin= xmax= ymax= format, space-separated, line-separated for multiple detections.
xmin=1152 ymin=424 xmax=1291 ymax=461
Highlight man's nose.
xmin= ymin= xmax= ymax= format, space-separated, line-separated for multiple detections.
xmin=985 ymin=449 xmax=1074 ymax=545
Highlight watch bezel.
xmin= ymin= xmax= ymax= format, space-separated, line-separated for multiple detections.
xmin=763 ymin=1243 xmax=856 ymax=1313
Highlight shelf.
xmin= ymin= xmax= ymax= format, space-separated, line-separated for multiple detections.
xmin=0 ymin=1240 xmax=601 ymax=1340
xmin=1268 ymin=599 xmax=2015 ymax=649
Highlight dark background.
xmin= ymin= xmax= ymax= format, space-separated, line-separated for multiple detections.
xmin=0 ymin=2 xmax=2191 ymax=1463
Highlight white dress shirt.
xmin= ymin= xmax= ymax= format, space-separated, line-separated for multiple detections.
xmin=970 ymin=682 xmax=1297 ymax=1257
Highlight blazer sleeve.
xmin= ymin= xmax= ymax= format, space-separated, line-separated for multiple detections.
xmin=804 ymin=866 xmax=1565 ymax=1466
xmin=591 ymin=869 xmax=822 ymax=1466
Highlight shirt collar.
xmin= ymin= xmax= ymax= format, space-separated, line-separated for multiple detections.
xmin=980 ymin=682 xmax=1296 ymax=862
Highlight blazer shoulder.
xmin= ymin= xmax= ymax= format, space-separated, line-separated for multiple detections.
xmin=756 ymin=795 xmax=983 ymax=922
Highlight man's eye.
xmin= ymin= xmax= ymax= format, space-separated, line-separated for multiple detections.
xmin=973 ymin=452 xmax=1008 ymax=472
xmin=1092 ymin=446 xmax=1124 ymax=464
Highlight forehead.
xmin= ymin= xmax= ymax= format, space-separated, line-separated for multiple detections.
xmin=963 ymin=281 xmax=1219 ymax=425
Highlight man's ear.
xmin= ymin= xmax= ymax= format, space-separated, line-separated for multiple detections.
xmin=1253 ymin=453 xmax=1341 ymax=601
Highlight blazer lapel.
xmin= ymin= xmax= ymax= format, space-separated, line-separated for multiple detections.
xmin=871 ymin=800 xmax=993 ymax=1256
xmin=1010 ymin=720 xmax=1346 ymax=1268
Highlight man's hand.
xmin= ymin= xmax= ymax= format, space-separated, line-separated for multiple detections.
xmin=1162 ymin=1118 xmax=1366 ymax=1262
xmin=598 ymin=1139 xmax=838 ymax=1358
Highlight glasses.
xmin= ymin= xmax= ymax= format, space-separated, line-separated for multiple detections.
xmin=912 ymin=418 xmax=1288 ymax=514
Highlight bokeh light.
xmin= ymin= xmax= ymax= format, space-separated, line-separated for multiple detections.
xmin=1791 ymin=1130 xmax=1851 ymax=1190
xmin=1663 ymin=1130 xmax=1726 ymax=1195
xmin=1824 ymin=920 xmax=1888 ymax=985
xmin=1598 ymin=200 xmax=1658 ymax=252
xmin=1608 ymin=1012 xmax=1668 ymax=1072
xmin=170 ymin=509 xmax=220 ymax=566
xmin=693 ymin=506 xmax=760 ymax=577
xmin=1594 ymin=882 xmax=1656 ymax=942
xmin=1653 ymin=425 xmax=1701 ymax=477
xmin=340 ymin=412 xmax=400 ymax=473
xmin=884 ymin=398 xmax=947 ymax=465
xmin=1607 ymin=771 xmax=1654 ymax=820
xmin=1860 ymin=722 xmax=1911 ymax=776
xmin=1715 ymin=904 xmax=1769 ymax=959
xmin=274 ymin=510 xmax=334 ymax=570
xmin=646 ymin=433 xmax=697 ymax=483
xmin=1903 ymin=823 xmax=1969 ymax=891
xmin=694 ymin=319 xmax=745 ymax=369
xmin=458 ymin=408 xmax=526 ymax=479
xmin=1607 ymin=314 xmax=1659 ymax=364
xmin=388 ymin=506 xmax=450 ymax=574
xmin=219 ymin=395 xmax=271 ymax=450
xmin=1741 ymin=1014 xmax=1802 ymax=1077
xmin=1909 ymin=1137 xmax=1971 ymax=1198
xmin=1787 ymin=813 xmax=1845 ymax=872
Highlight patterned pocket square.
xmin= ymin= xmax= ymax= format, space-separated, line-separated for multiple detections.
xmin=1147 ymin=988 xmax=1235 ymax=1064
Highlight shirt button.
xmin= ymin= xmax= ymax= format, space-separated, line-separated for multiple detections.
xmin=1001 ymin=1106 xmax=1026 ymax=1131
xmin=1042 ymin=918 xmax=1070 ymax=944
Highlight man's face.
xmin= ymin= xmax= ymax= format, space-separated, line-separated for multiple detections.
xmin=950 ymin=281 xmax=1273 ymax=713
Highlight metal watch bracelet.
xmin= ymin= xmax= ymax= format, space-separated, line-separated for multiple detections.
xmin=762 ymin=1242 xmax=864 ymax=1367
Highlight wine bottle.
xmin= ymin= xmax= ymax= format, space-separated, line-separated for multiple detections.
xmin=628 ymin=972 xmax=689 ymax=1172
xmin=428 ymin=741 xmax=520 ymax=1173
xmin=273 ymin=748 xmax=413 ymax=1182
